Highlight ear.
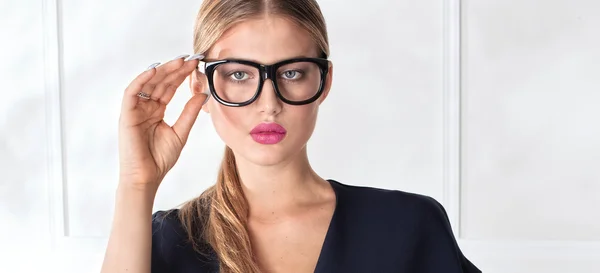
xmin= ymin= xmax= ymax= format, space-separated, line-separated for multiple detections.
xmin=189 ymin=70 xmax=211 ymax=113
xmin=317 ymin=61 xmax=333 ymax=104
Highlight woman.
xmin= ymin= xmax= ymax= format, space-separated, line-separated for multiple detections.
xmin=101 ymin=0 xmax=482 ymax=272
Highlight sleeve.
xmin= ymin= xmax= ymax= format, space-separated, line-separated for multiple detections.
xmin=151 ymin=210 xmax=181 ymax=273
xmin=426 ymin=197 xmax=482 ymax=273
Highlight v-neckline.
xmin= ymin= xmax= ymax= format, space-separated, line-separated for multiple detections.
xmin=312 ymin=179 xmax=341 ymax=273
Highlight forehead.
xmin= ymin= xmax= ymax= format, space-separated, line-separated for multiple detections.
xmin=208 ymin=15 xmax=318 ymax=64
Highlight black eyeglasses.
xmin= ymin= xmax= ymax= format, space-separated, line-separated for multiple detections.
xmin=197 ymin=57 xmax=329 ymax=107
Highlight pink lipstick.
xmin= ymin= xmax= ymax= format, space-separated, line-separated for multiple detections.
xmin=250 ymin=122 xmax=287 ymax=144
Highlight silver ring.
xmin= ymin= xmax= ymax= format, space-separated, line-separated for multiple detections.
xmin=137 ymin=91 xmax=151 ymax=100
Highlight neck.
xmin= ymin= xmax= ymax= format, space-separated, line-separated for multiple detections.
xmin=233 ymin=146 xmax=327 ymax=220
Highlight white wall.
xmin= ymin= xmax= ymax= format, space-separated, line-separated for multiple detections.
xmin=1 ymin=0 xmax=598 ymax=272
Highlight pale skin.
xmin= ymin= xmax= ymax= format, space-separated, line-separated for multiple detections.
xmin=101 ymin=14 xmax=335 ymax=273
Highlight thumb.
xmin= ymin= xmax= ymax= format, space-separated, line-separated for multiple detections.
xmin=172 ymin=93 xmax=208 ymax=145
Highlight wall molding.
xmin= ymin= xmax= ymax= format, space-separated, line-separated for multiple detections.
xmin=459 ymin=239 xmax=600 ymax=272
xmin=43 ymin=0 xmax=68 ymax=242
xmin=459 ymin=240 xmax=600 ymax=259
xmin=442 ymin=0 xmax=462 ymax=239
xmin=444 ymin=2 xmax=600 ymax=271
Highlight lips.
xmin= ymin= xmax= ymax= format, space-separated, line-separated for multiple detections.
xmin=250 ymin=122 xmax=287 ymax=144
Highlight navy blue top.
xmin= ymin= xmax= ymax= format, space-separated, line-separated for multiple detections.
xmin=151 ymin=179 xmax=482 ymax=273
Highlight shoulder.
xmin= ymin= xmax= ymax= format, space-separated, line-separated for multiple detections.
xmin=329 ymin=180 xmax=481 ymax=272
xmin=151 ymin=209 xmax=217 ymax=273
xmin=329 ymin=179 xmax=445 ymax=219
xmin=152 ymin=209 xmax=186 ymax=244
xmin=329 ymin=179 xmax=454 ymax=241
xmin=151 ymin=209 xmax=187 ymax=271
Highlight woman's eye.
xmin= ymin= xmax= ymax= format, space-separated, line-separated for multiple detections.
xmin=282 ymin=70 xmax=301 ymax=79
xmin=230 ymin=71 xmax=248 ymax=80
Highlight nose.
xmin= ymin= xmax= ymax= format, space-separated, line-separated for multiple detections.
xmin=254 ymin=79 xmax=283 ymax=115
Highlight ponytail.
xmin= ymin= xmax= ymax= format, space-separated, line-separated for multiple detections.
xmin=179 ymin=146 xmax=261 ymax=273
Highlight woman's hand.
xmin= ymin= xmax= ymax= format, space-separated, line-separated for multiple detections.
xmin=117 ymin=54 xmax=207 ymax=190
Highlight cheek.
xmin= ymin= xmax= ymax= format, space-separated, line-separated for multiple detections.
xmin=288 ymin=105 xmax=319 ymax=136
xmin=210 ymin=103 xmax=249 ymax=141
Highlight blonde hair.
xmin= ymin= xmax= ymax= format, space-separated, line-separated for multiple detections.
xmin=177 ymin=1 xmax=330 ymax=272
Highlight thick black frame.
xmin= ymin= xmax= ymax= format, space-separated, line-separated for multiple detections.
xmin=200 ymin=57 xmax=329 ymax=107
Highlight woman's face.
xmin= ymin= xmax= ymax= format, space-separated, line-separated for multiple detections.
xmin=193 ymin=15 xmax=333 ymax=166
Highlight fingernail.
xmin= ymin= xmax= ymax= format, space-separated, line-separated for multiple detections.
xmin=185 ymin=53 xmax=204 ymax=61
xmin=172 ymin=54 xmax=190 ymax=60
xmin=145 ymin=62 xmax=161 ymax=71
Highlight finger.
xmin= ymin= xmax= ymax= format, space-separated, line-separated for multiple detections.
xmin=153 ymin=59 xmax=200 ymax=104
xmin=172 ymin=93 xmax=209 ymax=145
xmin=122 ymin=66 xmax=158 ymax=110
xmin=139 ymin=55 xmax=190 ymax=100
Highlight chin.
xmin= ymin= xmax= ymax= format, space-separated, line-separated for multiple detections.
xmin=234 ymin=139 xmax=304 ymax=167
xmin=244 ymin=153 xmax=287 ymax=166
xmin=244 ymin=144 xmax=290 ymax=166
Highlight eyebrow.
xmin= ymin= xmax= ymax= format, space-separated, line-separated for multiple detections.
xmin=208 ymin=54 xmax=320 ymax=64
xmin=215 ymin=46 xmax=321 ymax=60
